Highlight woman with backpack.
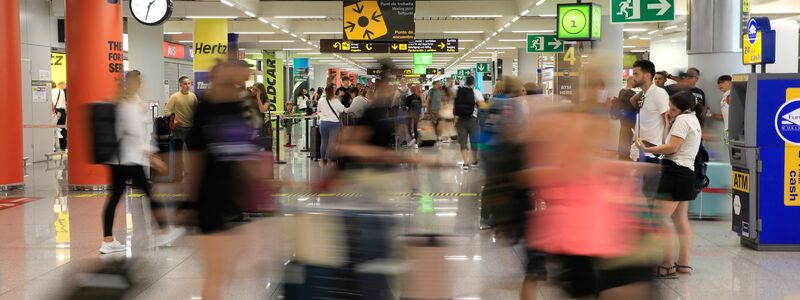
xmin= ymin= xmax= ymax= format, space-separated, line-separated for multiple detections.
xmin=636 ymin=91 xmax=703 ymax=278
xmin=100 ymin=70 xmax=180 ymax=254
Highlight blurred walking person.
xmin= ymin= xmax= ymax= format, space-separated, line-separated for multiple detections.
xmin=186 ymin=61 xmax=260 ymax=299
xmin=100 ymin=70 xmax=176 ymax=254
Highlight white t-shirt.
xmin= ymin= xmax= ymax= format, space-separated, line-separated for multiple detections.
xmin=52 ymin=89 xmax=66 ymax=109
xmin=469 ymin=87 xmax=485 ymax=117
xmin=664 ymin=114 xmax=702 ymax=170
xmin=720 ymin=90 xmax=731 ymax=130
xmin=635 ymin=85 xmax=670 ymax=156
xmin=318 ymin=97 xmax=345 ymax=122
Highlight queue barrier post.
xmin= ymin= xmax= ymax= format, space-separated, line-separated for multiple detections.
xmin=274 ymin=114 xmax=287 ymax=164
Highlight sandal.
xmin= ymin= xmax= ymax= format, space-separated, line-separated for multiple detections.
xmin=674 ymin=263 xmax=693 ymax=274
xmin=655 ymin=265 xmax=677 ymax=279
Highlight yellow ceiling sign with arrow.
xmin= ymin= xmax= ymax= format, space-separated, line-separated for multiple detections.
xmin=344 ymin=1 xmax=388 ymax=41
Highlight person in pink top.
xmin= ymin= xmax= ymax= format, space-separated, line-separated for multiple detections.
xmin=521 ymin=75 xmax=656 ymax=300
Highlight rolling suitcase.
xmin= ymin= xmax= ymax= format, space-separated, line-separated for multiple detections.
xmin=151 ymin=137 xmax=183 ymax=183
xmin=417 ymin=119 xmax=437 ymax=147
xmin=238 ymin=152 xmax=278 ymax=214
xmin=310 ymin=125 xmax=322 ymax=160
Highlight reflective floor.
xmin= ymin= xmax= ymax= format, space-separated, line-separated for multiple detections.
xmin=1 ymin=142 xmax=800 ymax=300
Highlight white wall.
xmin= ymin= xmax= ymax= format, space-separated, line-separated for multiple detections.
xmin=768 ymin=20 xmax=799 ymax=74
xmin=649 ymin=38 xmax=689 ymax=75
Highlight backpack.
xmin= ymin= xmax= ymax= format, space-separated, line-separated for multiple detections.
xmin=453 ymin=87 xmax=476 ymax=117
xmin=693 ymin=142 xmax=710 ymax=198
xmin=90 ymin=102 xmax=119 ymax=164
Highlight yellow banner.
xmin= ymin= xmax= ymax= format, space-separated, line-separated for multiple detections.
xmin=742 ymin=32 xmax=762 ymax=65
xmin=193 ymin=19 xmax=228 ymax=71
xmin=50 ymin=52 xmax=67 ymax=85
xmin=785 ymin=88 xmax=800 ymax=206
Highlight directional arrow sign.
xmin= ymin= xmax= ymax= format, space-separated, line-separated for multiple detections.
xmin=476 ymin=63 xmax=490 ymax=73
xmin=611 ymin=0 xmax=674 ymax=23
xmin=527 ymin=35 xmax=565 ymax=53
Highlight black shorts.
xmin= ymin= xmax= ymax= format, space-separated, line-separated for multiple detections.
xmin=555 ymin=255 xmax=654 ymax=297
xmin=656 ymin=160 xmax=697 ymax=201
xmin=525 ymin=248 xmax=548 ymax=281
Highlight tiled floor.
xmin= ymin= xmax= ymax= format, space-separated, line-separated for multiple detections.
xmin=1 ymin=142 xmax=800 ymax=300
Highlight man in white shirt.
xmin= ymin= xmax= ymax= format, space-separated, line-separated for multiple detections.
xmin=630 ymin=60 xmax=670 ymax=163
xmin=51 ymin=81 xmax=68 ymax=150
xmin=714 ymin=75 xmax=732 ymax=142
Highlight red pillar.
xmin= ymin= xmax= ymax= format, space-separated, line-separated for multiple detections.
xmin=65 ymin=0 xmax=124 ymax=189
xmin=0 ymin=0 xmax=24 ymax=189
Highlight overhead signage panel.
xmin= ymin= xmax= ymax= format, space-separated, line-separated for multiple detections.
xmin=320 ymin=39 xmax=389 ymax=53
xmin=390 ymin=39 xmax=459 ymax=53
xmin=557 ymin=3 xmax=601 ymax=41
xmin=343 ymin=0 xmax=415 ymax=42
xmin=476 ymin=63 xmax=490 ymax=73
xmin=527 ymin=35 xmax=565 ymax=53
xmin=611 ymin=0 xmax=674 ymax=23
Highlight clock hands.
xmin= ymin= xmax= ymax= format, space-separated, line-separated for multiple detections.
xmin=145 ymin=0 xmax=157 ymax=20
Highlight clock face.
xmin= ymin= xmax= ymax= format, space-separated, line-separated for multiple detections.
xmin=130 ymin=0 xmax=172 ymax=26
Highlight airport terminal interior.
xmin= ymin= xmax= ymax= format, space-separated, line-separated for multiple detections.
xmin=2 ymin=0 xmax=800 ymax=299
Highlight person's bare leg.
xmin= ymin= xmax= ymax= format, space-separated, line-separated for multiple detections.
xmin=673 ymin=201 xmax=692 ymax=269
xmin=520 ymin=280 xmax=538 ymax=300
xmin=199 ymin=233 xmax=240 ymax=300
xmin=655 ymin=200 xmax=679 ymax=270
xmin=461 ymin=150 xmax=469 ymax=165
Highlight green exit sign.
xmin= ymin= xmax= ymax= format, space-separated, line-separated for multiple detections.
xmin=413 ymin=65 xmax=427 ymax=74
xmin=611 ymin=0 xmax=674 ymax=23
xmin=458 ymin=69 xmax=471 ymax=76
xmin=476 ymin=63 xmax=490 ymax=73
xmin=413 ymin=53 xmax=433 ymax=65
xmin=557 ymin=2 xmax=602 ymax=41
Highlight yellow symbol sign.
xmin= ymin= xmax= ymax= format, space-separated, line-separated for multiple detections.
xmin=366 ymin=44 xmax=373 ymax=51
xmin=334 ymin=42 xmax=341 ymax=49
xmin=733 ymin=170 xmax=750 ymax=193
xmin=342 ymin=41 xmax=351 ymax=51
xmin=399 ymin=43 xmax=407 ymax=51
xmin=742 ymin=32 xmax=762 ymax=65
xmin=438 ymin=42 xmax=446 ymax=50
xmin=344 ymin=1 xmax=388 ymax=41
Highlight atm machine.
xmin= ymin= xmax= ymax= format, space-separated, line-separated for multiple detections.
xmin=728 ymin=73 xmax=800 ymax=250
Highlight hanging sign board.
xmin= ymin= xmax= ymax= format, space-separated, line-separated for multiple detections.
xmin=343 ymin=0 xmax=415 ymax=41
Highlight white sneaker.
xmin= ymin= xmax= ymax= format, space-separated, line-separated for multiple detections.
xmin=462 ymin=164 xmax=470 ymax=170
xmin=99 ymin=240 xmax=127 ymax=254
xmin=155 ymin=227 xmax=186 ymax=248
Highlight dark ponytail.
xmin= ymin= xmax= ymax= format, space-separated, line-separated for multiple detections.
xmin=670 ymin=91 xmax=704 ymax=126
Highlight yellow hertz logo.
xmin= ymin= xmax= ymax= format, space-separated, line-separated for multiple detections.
xmin=344 ymin=1 xmax=388 ymax=40
xmin=733 ymin=171 xmax=750 ymax=193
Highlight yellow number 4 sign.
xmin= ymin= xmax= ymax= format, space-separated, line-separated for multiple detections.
xmin=344 ymin=1 xmax=388 ymax=41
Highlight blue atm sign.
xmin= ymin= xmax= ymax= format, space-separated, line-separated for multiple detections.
xmin=742 ymin=17 xmax=776 ymax=65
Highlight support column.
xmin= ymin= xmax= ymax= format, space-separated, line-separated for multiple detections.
xmin=127 ymin=16 xmax=165 ymax=108
xmin=0 ymin=0 xmax=24 ymax=190
xmin=688 ymin=0 xmax=748 ymax=162
xmin=66 ymin=0 xmax=124 ymax=189
xmin=592 ymin=15 xmax=624 ymax=88
xmin=517 ymin=52 xmax=540 ymax=85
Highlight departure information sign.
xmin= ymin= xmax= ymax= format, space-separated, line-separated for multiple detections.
xmin=343 ymin=0 xmax=415 ymax=42
xmin=557 ymin=3 xmax=601 ymax=41
xmin=390 ymin=39 xmax=458 ymax=53
xmin=320 ymin=39 xmax=389 ymax=53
